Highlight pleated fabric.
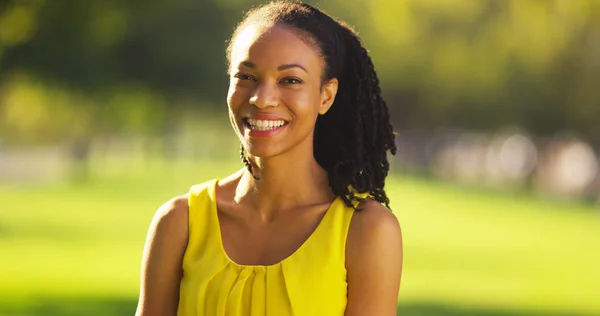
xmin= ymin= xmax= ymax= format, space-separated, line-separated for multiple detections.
xmin=177 ymin=179 xmax=354 ymax=316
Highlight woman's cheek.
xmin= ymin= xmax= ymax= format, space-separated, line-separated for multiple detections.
xmin=227 ymin=85 xmax=246 ymax=109
xmin=281 ymin=89 xmax=316 ymax=114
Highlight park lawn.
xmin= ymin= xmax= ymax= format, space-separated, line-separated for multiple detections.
xmin=0 ymin=158 xmax=598 ymax=315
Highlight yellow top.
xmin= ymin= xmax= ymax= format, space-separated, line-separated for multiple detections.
xmin=177 ymin=179 xmax=355 ymax=316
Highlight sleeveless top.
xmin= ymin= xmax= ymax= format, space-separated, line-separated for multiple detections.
xmin=177 ymin=179 xmax=355 ymax=316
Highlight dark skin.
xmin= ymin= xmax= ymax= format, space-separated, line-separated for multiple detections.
xmin=215 ymin=170 xmax=336 ymax=266
xmin=135 ymin=24 xmax=403 ymax=316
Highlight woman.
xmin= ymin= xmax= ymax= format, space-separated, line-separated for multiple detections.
xmin=136 ymin=1 xmax=403 ymax=315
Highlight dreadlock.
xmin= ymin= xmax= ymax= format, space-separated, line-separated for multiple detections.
xmin=240 ymin=144 xmax=260 ymax=181
xmin=227 ymin=1 xmax=397 ymax=210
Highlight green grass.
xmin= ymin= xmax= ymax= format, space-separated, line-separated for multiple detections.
xmin=0 ymin=158 xmax=599 ymax=315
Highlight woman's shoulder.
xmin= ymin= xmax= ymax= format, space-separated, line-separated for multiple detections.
xmin=146 ymin=175 xmax=224 ymax=248
xmin=349 ymin=200 xmax=401 ymax=243
xmin=159 ymin=194 xmax=188 ymax=217
xmin=150 ymin=174 xmax=227 ymax=237
xmin=344 ymin=199 xmax=403 ymax=311
xmin=346 ymin=199 xmax=402 ymax=267
xmin=149 ymin=194 xmax=190 ymax=240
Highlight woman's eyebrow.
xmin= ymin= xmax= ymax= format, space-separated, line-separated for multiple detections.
xmin=277 ymin=64 xmax=308 ymax=73
xmin=239 ymin=61 xmax=308 ymax=73
xmin=240 ymin=61 xmax=255 ymax=68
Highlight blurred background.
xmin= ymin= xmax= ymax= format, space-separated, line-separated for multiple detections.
xmin=1 ymin=0 xmax=599 ymax=315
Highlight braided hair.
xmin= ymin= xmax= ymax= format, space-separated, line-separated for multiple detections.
xmin=227 ymin=1 xmax=397 ymax=210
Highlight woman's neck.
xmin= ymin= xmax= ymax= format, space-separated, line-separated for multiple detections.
xmin=233 ymin=146 xmax=335 ymax=222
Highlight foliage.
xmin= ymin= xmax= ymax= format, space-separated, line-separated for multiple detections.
xmin=0 ymin=0 xmax=599 ymax=142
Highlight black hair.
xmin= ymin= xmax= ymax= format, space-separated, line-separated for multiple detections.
xmin=227 ymin=0 xmax=397 ymax=210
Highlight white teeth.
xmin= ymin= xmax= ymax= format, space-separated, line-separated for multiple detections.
xmin=246 ymin=119 xmax=286 ymax=131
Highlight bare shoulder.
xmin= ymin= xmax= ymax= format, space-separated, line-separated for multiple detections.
xmin=344 ymin=199 xmax=403 ymax=316
xmin=348 ymin=200 xmax=402 ymax=243
xmin=144 ymin=194 xmax=190 ymax=244
xmin=144 ymin=193 xmax=190 ymax=265
xmin=136 ymin=194 xmax=189 ymax=316
xmin=152 ymin=194 xmax=189 ymax=227
xmin=346 ymin=199 xmax=403 ymax=268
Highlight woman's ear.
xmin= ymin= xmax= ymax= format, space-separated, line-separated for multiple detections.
xmin=319 ymin=78 xmax=339 ymax=115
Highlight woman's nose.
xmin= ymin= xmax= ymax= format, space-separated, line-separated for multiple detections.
xmin=249 ymin=82 xmax=278 ymax=108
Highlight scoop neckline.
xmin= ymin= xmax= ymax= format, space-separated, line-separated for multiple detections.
xmin=208 ymin=179 xmax=340 ymax=268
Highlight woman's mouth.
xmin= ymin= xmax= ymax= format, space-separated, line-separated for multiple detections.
xmin=244 ymin=118 xmax=288 ymax=131
xmin=243 ymin=117 xmax=289 ymax=137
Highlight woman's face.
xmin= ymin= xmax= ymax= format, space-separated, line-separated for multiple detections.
xmin=227 ymin=24 xmax=338 ymax=159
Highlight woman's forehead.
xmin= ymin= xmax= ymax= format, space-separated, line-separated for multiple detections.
xmin=229 ymin=25 xmax=322 ymax=72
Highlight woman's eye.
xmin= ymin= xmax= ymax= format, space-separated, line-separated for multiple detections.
xmin=234 ymin=74 xmax=255 ymax=81
xmin=281 ymin=77 xmax=302 ymax=84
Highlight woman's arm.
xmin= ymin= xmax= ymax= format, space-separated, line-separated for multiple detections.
xmin=135 ymin=195 xmax=189 ymax=316
xmin=345 ymin=201 xmax=403 ymax=316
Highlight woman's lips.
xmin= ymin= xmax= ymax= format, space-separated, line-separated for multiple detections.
xmin=243 ymin=116 xmax=289 ymax=138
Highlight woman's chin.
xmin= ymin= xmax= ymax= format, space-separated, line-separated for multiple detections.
xmin=245 ymin=147 xmax=279 ymax=159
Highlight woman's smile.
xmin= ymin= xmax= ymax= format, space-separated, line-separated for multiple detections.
xmin=243 ymin=114 xmax=290 ymax=138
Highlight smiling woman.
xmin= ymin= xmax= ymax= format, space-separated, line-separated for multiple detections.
xmin=228 ymin=24 xmax=340 ymax=172
xmin=135 ymin=1 xmax=402 ymax=316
